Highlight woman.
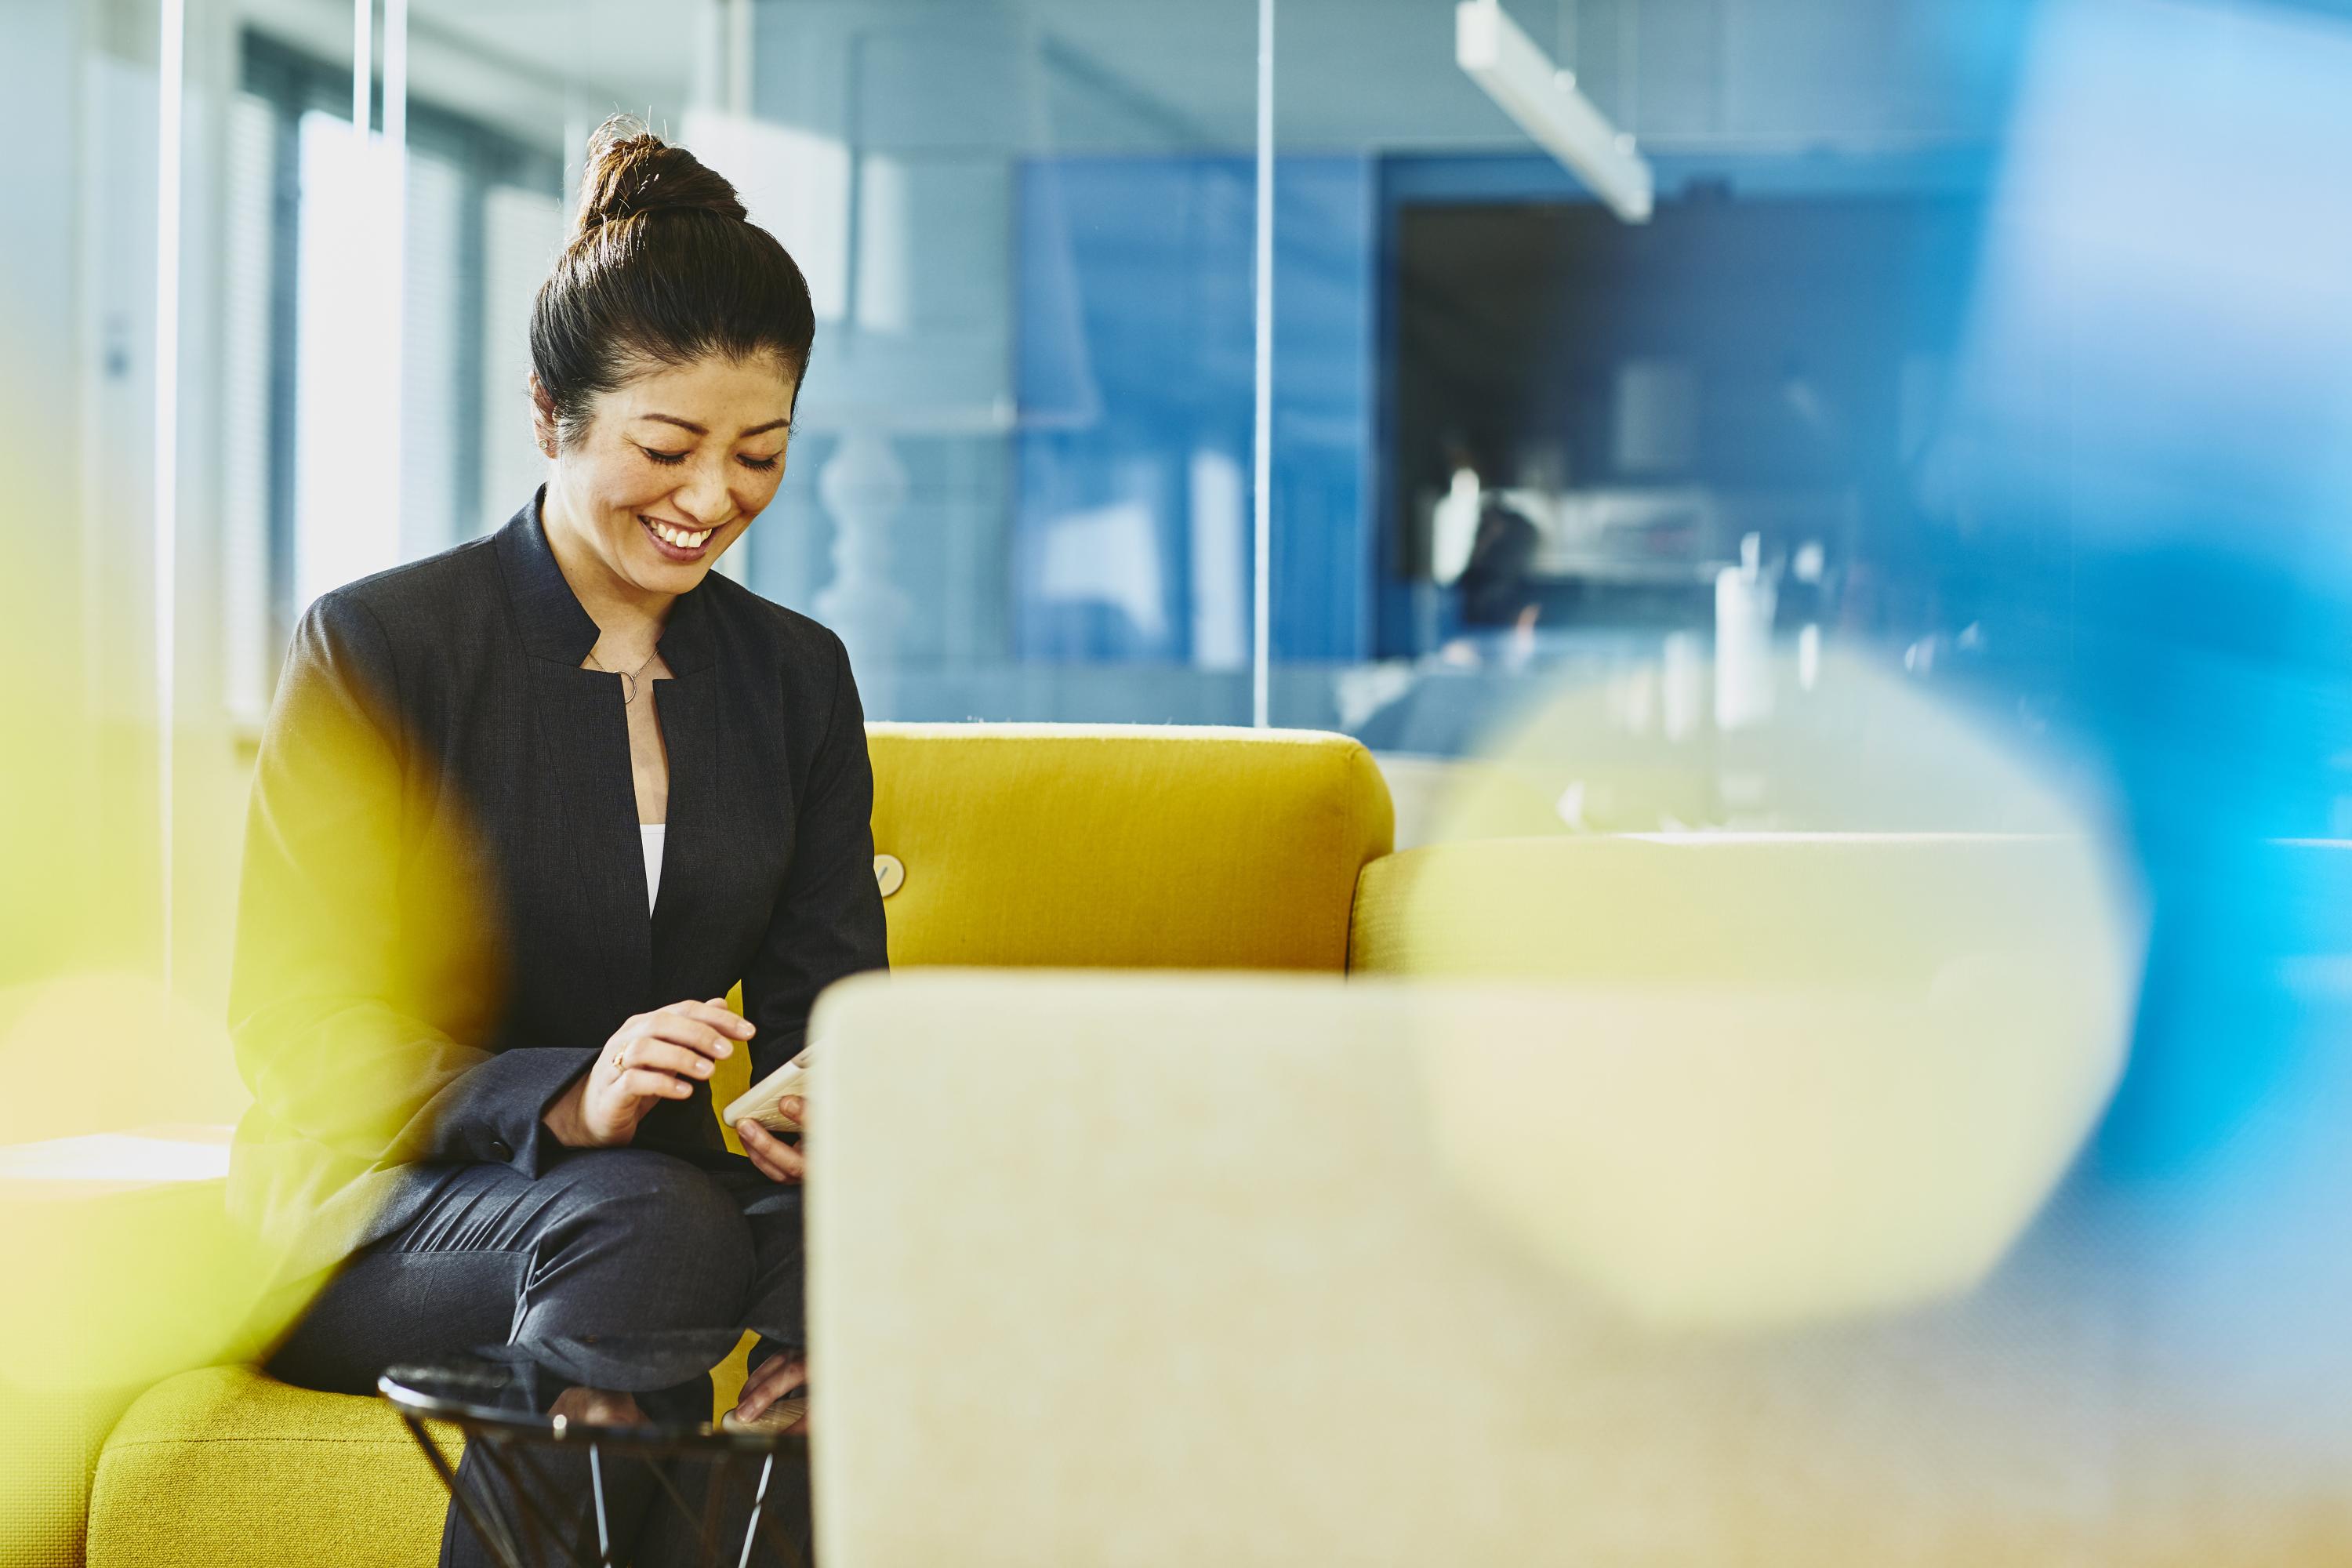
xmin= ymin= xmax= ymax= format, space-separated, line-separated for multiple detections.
xmin=230 ymin=119 xmax=886 ymax=1565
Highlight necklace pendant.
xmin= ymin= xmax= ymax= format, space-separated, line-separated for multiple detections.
xmin=618 ymin=672 xmax=637 ymax=706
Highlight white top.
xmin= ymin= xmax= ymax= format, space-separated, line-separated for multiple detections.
xmin=640 ymin=823 xmax=666 ymax=913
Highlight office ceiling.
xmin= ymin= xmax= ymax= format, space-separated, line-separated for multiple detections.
xmin=384 ymin=0 xmax=2013 ymax=162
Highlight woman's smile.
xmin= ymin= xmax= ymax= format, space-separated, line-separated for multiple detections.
xmin=640 ymin=513 xmax=718 ymax=561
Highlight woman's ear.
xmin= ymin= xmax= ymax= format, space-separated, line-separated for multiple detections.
xmin=528 ymin=373 xmax=559 ymax=459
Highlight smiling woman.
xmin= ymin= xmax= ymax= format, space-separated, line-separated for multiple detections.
xmin=227 ymin=118 xmax=880 ymax=1567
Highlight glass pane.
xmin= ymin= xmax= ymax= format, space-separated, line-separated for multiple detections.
xmin=728 ymin=0 xmax=1259 ymax=722
xmin=1269 ymin=0 xmax=2034 ymax=841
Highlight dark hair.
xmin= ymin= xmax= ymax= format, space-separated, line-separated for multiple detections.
xmin=530 ymin=117 xmax=816 ymax=448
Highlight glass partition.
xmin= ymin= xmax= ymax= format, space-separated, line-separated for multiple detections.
xmin=733 ymin=1 xmax=1260 ymax=724
xmin=1266 ymin=0 xmax=2035 ymax=841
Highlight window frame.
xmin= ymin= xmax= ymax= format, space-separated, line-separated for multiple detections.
xmin=237 ymin=29 xmax=563 ymax=687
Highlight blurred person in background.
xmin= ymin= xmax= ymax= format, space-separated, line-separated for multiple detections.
xmin=1457 ymin=495 xmax=1544 ymax=634
xmin=228 ymin=118 xmax=883 ymax=1565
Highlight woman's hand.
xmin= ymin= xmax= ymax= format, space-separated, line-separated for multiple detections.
xmin=732 ymin=1351 xmax=808 ymax=1432
xmin=735 ymin=1097 xmax=806 ymax=1184
xmin=547 ymin=1385 xmax=647 ymax=1428
xmin=543 ymin=998 xmax=753 ymax=1149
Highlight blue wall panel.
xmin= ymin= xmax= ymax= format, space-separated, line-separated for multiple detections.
xmin=1012 ymin=154 xmax=1375 ymax=666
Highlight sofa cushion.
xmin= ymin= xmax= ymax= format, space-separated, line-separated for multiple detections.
xmin=866 ymin=724 xmax=1392 ymax=971
xmin=86 ymin=1366 xmax=457 ymax=1568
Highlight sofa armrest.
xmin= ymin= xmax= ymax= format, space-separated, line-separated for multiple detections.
xmin=0 ymin=1127 xmax=275 ymax=1566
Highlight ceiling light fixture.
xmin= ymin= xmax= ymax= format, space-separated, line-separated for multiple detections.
xmin=1455 ymin=0 xmax=1654 ymax=223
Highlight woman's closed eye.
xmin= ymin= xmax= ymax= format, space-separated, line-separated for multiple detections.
xmin=637 ymin=445 xmax=780 ymax=473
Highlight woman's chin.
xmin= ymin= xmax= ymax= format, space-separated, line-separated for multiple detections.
xmin=625 ymin=534 xmax=727 ymax=591
xmin=637 ymin=557 xmax=715 ymax=593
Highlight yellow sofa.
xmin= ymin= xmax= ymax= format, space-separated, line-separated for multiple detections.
xmin=66 ymin=724 xmax=1395 ymax=1568
xmin=46 ymin=724 xmax=2154 ymax=1566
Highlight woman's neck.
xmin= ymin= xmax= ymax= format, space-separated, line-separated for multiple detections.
xmin=542 ymin=483 xmax=675 ymax=652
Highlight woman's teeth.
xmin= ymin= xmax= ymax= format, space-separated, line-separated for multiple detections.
xmin=646 ymin=518 xmax=713 ymax=550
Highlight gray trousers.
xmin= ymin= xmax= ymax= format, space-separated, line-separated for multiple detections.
xmin=265 ymin=1145 xmax=808 ymax=1566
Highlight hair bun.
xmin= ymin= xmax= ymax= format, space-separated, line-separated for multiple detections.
xmin=570 ymin=115 xmax=746 ymax=240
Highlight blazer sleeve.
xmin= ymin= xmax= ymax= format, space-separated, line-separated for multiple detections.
xmin=740 ymin=629 xmax=891 ymax=1084
xmin=228 ymin=592 xmax=593 ymax=1177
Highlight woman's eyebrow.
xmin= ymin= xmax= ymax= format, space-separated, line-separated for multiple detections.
xmin=636 ymin=412 xmax=790 ymax=437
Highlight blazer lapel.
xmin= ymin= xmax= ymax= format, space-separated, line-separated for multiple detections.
xmin=648 ymin=666 xmax=714 ymax=971
xmin=532 ymin=662 xmax=654 ymax=1014
xmin=648 ymin=578 xmax=718 ymax=993
xmin=493 ymin=493 xmax=655 ymax=1020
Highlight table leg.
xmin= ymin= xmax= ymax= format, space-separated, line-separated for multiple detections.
xmin=590 ymin=1444 xmax=613 ymax=1567
xmin=735 ymin=1452 xmax=775 ymax=1568
xmin=399 ymin=1414 xmax=529 ymax=1568
xmin=472 ymin=1438 xmax=608 ymax=1568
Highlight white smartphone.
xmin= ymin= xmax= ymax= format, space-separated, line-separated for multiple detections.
xmin=721 ymin=1047 xmax=811 ymax=1137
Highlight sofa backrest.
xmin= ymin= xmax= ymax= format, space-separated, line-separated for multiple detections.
xmin=867 ymin=724 xmax=1394 ymax=971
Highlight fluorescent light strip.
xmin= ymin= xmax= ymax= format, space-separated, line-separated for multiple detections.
xmin=1455 ymin=0 xmax=1653 ymax=223
xmin=353 ymin=0 xmax=371 ymax=131
xmin=384 ymin=0 xmax=406 ymax=149
xmin=1251 ymin=0 xmax=1275 ymax=728
xmin=384 ymin=0 xmax=406 ymax=560
xmin=0 ymin=1131 xmax=233 ymax=1185
xmin=153 ymin=0 xmax=185 ymax=990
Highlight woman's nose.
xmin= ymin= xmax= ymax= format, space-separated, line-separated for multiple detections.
xmin=673 ymin=458 xmax=733 ymax=527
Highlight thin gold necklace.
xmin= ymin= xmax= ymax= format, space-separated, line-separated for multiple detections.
xmin=585 ymin=645 xmax=661 ymax=705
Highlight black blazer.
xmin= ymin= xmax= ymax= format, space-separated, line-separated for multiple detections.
xmin=227 ymin=493 xmax=888 ymax=1282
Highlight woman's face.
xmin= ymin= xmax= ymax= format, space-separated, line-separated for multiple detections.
xmin=539 ymin=351 xmax=797 ymax=600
